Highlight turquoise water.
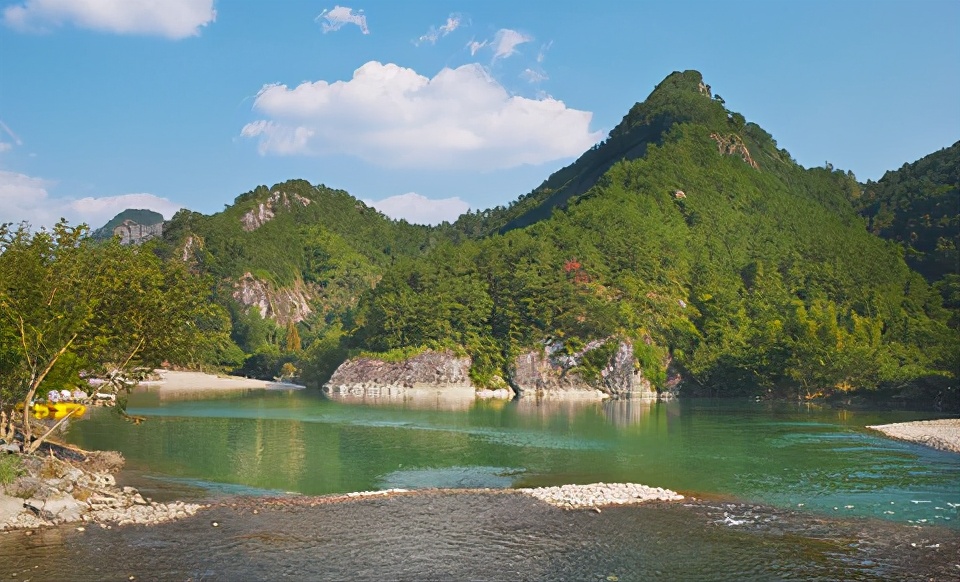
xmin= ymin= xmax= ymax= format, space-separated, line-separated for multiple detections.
xmin=65 ymin=389 xmax=960 ymax=527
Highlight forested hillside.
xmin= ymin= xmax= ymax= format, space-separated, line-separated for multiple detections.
xmin=349 ymin=71 xmax=958 ymax=402
xmin=152 ymin=180 xmax=451 ymax=378
xmin=853 ymin=142 xmax=959 ymax=326
xmin=86 ymin=70 xmax=957 ymax=405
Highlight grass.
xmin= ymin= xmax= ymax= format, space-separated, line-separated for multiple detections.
xmin=0 ymin=453 xmax=25 ymax=486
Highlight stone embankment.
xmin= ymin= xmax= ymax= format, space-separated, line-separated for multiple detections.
xmin=519 ymin=482 xmax=683 ymax=509
xmin=1 ymin=451 xmax=204 ymax=531
xmin=867 ymin=419 xmax=960 ymax=454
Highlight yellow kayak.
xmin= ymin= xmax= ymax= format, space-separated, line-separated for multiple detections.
xmin=30 ymin=402 xmax=86 ymax=419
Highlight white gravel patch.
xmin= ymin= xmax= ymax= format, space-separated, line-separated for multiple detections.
xmin=520 ymin=482 xmax=683 ymax=509
xmin=867 ymin=419 xmax=960 ymax=454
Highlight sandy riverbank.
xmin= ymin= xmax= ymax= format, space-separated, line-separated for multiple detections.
xmin=867 ymin=419 xmax=960 ymax=454
xmin=149 ymin=369 xmax=304 ymax=391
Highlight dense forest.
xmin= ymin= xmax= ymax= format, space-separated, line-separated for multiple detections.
xmin=340 ymin=72 xmax=957 ymax=403
xmin=9 ymin=70 xmax=956 ymax=407
xmin=851 ymin=142 xmax=959 ymax=327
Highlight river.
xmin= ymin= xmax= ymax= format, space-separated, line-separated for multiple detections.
xmin=1 ymin=388 xmax=958 ymax=580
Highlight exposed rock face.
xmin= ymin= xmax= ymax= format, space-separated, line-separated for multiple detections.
xmin=179 ymin=234 xmax=203 ymax=263
xmin=232 ymin=272 xmax=313 ymax=325
xmin=112 ymin=219 xmax=163 ymax=245
xmin=241 ymin=190 xmax=312 ymax=231
xmin=709 ymin=132 xmax=759 ymax=169
xmin=325 ymin=341 xmax=665 ymax=400
xmin=324 ymin=350 xmax=475 ymax=397
xmin=510 ymin=338 xmax=656 ymax=399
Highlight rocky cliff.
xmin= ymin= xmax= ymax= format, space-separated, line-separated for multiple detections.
xmin=324 ymin=339 xmax=661 ymax=400
xmin=93 ymin=209 xmax=165 ymax=244
xmin=324 ymin=350 xmax=477 ymax=397
xmin=232 ymin=272 xmax=314 ymax=325
xmin=510 ymin=338 xmax=655 ymax=398
xmin=112 ymin=219 xmax=163 ymax=245
xmin=240 ymin=190 xmax=312 ymax=231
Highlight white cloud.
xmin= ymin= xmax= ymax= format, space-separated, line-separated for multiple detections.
xmin=316 ymin=5 xmax=368 ymax=34
xmin=467 ymin=39 xmax=487 ymax=55
xmin=3 ymin=0 xmax=216 ymax=39
xmin=241 ymin=61 xmax=601 ymax=171
xmin=537 ymin=41 xmax=552 ymax=64
xmin=521 ymin=68 xmax=548 ymax=83
xmin=0 ymin=119 xmax=23 ymax=147
xmin=0 ymin=170 xmax=181 ymax=230
xmin=416 ymin=14 xmax=461 ymax=45
xmin=0 ymin=143 xmax=11 ymax=153
xmin=491 ymin=28 xmax=532 ymax=59
xmin=364 ymin=192 xmax=468 ymax=225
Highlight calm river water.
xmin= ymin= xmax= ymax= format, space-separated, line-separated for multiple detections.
xmin=2 ymin=388 xmax=958 ymax=580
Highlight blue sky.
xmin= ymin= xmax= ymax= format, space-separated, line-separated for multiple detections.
xmin=1 ymin=0 xmax=958 ymax=228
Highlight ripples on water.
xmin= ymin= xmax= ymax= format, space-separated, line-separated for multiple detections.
xmin=1 ymin=493 xmax=958 ymax=581
xmin=64 ymin=391 xmax=960 ymax=527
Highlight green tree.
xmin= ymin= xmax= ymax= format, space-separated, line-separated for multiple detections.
xmin=285 ymin=321 xmax=302 ymax=353
xmin=0 ymin=221 xmax=235 ymax=448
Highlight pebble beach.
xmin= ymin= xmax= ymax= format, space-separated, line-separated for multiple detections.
xmin=867 ymin=419 xmax=960 ymax=454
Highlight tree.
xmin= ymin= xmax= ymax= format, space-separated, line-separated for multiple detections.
xmin=0 ymin=221 xmax=235 ymax=449
xmin=285 ymin=321 xmax=302 ymax=353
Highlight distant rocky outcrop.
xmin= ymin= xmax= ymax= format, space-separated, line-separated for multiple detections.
xmin=510 ymin=338 xmax=656 ymax=399
xmin=709 ymin=132 xmax=759 ymax=169
xmin=112 ymin=219 xmax=163 ymax=244
xmin=93 ymin=208 xmax=165 ymax=244
xmin=179 ymin=234 xmax=203 ymax=264
xmin=241 ymin=190 xmax=312 ymax=231
xmin=324 ymin=350 xmax=477 ymax=397
xmin=232 ymin=272 xmax=314 ymax=325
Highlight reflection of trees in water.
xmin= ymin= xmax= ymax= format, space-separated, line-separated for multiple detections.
xmin=509 ymin=397 xmax=667 ymax=430
xmin=325 ymin=389 xmax=479 ymax=412
xmin=602 ymin=399 xmax=658 ymax=428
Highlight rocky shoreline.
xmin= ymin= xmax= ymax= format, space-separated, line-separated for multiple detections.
xmin=1 ymin=450 xmax=204 ymax=531
xmin=867 ymin=419 xmax=960 ymax=454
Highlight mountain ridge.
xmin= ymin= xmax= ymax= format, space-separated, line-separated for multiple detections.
xmin=90 ymin=70 xmax=958 ymax=405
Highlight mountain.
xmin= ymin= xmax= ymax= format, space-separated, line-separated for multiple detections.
xmin=852 ymin=142 xmax=959 ymax=325
xmin=130 ymin=70 xmax=956 ymax=405
xmin=152 ymin=179 xmax=449 ymax=375
xmin=452 ymin=73 xmax=742 ymax=236
xmin=349 ymin=70 xmax=958 ymax=403
xmin=92 ymin=208 xmax=164 ymax=244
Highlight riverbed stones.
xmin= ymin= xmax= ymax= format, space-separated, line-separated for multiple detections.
xmin=1 ymin=455 xmax=206 ymax=531
xmin=519 ymin=482 xmax=683 ymax=509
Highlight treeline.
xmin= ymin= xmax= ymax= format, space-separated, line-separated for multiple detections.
xmin=852 ymin=141 xmax=959 ymax=327
xmin=0 ymin=222 xmax=236 ymax=415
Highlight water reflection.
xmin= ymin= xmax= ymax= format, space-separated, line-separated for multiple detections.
xmin=325 ymin=387 xmax=482 ymax=411
xmin=64 ymin=390 xmax=960 ymax=526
